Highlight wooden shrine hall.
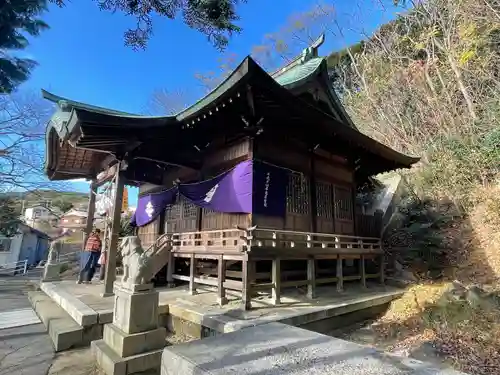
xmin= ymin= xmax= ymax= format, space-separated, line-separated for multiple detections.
xmin=43 ymin=35 xmax=419 ymax=309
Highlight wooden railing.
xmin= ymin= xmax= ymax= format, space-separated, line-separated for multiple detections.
xmin=145 ymin=232 xmax=172 ymax=254
xmin=165 ymin=228 xmax=385 ymax=309
xmin=170 ymin=228 xmax=247 ymax=253
xmin=144 ymin=233 xmax=173 ymax=276
xmin=167 ymin=227 xmax=381 ymax=254
xmin=249 ymin=228 xmax=381 ymax=253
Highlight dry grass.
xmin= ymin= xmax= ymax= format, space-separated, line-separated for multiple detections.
xmin=460 ymin=182 xmax=500 ymax=287
xmin=372 ymin=282 xmax=500 ymax=375
xmin=370 ymin=182 xmax=500 ymax=374
xmin=331 ymin=0 xmax=500 ymax=371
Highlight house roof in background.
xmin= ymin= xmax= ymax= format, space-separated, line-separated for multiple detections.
xmin=18 ymin=223 xmax=51 ymax=240
xmin=61 ymin=209 xmax=87 ymax=217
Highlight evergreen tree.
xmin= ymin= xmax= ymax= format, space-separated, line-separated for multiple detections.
xmin=89 ymin=0 xmax=244 ymax=50
xmin=1 ymin=0 xmax=244 ymax=92
xmin=0 ymin=197 xmax=21 ymax=237
xmin=0 ymin=0 xmax=49 ymax=94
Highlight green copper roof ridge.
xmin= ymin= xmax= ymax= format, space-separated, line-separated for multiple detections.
xmin=42 ymin=89 xmax=179 ymax=120
xmin=273 ymin=57 xmax=324 ymax=88
xmin=175 ymin=56 xmax=253 ymax=121
xmin=41 ymin=89 xmax=139 ymax=117
xmin=271 ymin=34 xmax=325 ymax=79
xmin=41 ymin=53 xmax=324 ymax=124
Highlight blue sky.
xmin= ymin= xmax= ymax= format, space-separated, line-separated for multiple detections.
xmin=21 ymin=0 xmax=402 ymax=206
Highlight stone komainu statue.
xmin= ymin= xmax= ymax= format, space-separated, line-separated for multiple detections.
xmin=47 ymin=229 xmax=70 ymax=264
xmin=47 ymin=240 xmax=63 ymax=264
xmin=119 ymin=236 xmax=153 ymax=287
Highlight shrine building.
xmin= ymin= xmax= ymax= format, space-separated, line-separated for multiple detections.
xmin=43 ymin=35 xmax=418 ymax=309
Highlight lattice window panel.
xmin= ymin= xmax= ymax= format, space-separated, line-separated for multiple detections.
xmin=286 ymin=173 xmax=310 ymax=215
xmin=165 ymin=201 xmax=181 ymax=221
xmin=203 ymin=207 xmax=217 ymax=216
xmin=316 ymin=181 xmax=333 ymax=218
xmin=182 ymin=198 xmax=198 ymax=218
xmin=334 ymin=186 xmax=353 ymax=220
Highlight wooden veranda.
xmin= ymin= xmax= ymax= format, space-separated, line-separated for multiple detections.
xmin=152 ymin=227 xmax=383 ymax=310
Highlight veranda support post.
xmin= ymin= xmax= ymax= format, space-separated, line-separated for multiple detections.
xmin=271 ymin=258 xmax=281 ymax=305
xmin=102 ymin=168 xmax=125 ymax=297
xmin=241 ymin=254 xmax=253 ymax=310
xmin=307 ymin=257 xmax=316 ymax=299
xmin=336 ymin=255 xmax=344 ymax=292
xmin=166 ymin=251 xmax=175 ymax=288
xmin=217 ymin=255 xmax=227 ymax=306
xmin=189 ymin=253 xmax=197 ymax=295
xmin=360 ymin=254 xmax=367 ymax=288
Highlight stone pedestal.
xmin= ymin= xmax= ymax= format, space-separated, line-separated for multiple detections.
xmin=42 ymin=263 xmax=61 ymax=282
xmin=92 ymin=282 xmax=166 ymax=375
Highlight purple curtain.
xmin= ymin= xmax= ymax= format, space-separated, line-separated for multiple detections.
xmin=179 ymin=160 xmax=253 ymax=213
xmin=252 ymin=161 xmax=288 ymax=217
xmin=131 ymin=160 xmax=289 ymax=227
xmin=131 ymin=187 xmax=178 ymax=227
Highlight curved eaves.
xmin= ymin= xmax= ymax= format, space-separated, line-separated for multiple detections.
xmin=42 ymin=89 xmax=138 ymax=116
xmin=273 ymin=57 xmax=324 ymax=90
xmin=253 ymin=63 xmax=420 ymax=169
xmin=44 ymin=126 xmax=60 ymax=180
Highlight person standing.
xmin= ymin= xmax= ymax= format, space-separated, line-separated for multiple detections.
xmin=77 ymin=228 xmax=102 ymax=284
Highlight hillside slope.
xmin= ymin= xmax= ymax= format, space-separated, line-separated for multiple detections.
xmin=2 ymin=190 xmax=89 ymax=215
xmin=327 ymin=0 xmax=500 ymax=373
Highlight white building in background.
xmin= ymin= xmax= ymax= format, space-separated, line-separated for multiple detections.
xmin=59 ymin=208 xmax=105 ymax=232
xmin=24 ymin=205 xmax=58 ymax=227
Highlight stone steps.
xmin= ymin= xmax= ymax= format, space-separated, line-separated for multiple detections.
xmin=28 ymin=290 xmax=103 ymax=352
xmin=40 ymin=282 xmax=99 ymax=326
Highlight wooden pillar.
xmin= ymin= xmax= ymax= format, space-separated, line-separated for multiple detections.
xmin=360 ymin=255 xmax=367 ymax=288
xmin=380 ymin=253 xmax=385 ymax=285
xmin=241 ymin=255 xmax=252 ymax=310
xmin=336 ymin=255 xmax=343 ymax=292
xmin=309 ymin=151 xmax=317 ymax=233
xmin=217 ymin=255 xmax=227 ymax=306
xmin=102 ymin=171 xmax=124 ymax=297
xmin=83 ymin=182 xmax=98 ymax=245
xmin=189 ymin=253 xmax=197 ymax=295
xmin=166 ymin=251 xmax=175 ymax=288
xmin=307 ymin=257 xmax=316 ymax=299
xmin=271 ymin=258 xmax=281 ymax=305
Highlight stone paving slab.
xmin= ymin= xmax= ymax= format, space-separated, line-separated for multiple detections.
xmin=0 ymin=323 xmax=54 ymax=375
xmin=41 ymin=282 xmax=99 ymax=326
xmin=162 ymin=322 xmax=467 ymax=375
xmin=0 ymin=308 xmax=40 ymax=330
xmin=44 ymin=281 xmax=403 ymax=336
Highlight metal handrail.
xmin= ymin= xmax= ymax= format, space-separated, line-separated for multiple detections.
xmin=56 ymin=251 xmax=80 ymax=264
xmin=0 ymin=259 xmax=28 ymax=275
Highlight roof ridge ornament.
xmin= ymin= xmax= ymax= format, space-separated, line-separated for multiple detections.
xmin=301 ymin=33 xmax=325 ymax=63
xmin=272 ymin=34 xmax=326 ymax=77
xmin=58 ymin=100 xmax=70 ymax=111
